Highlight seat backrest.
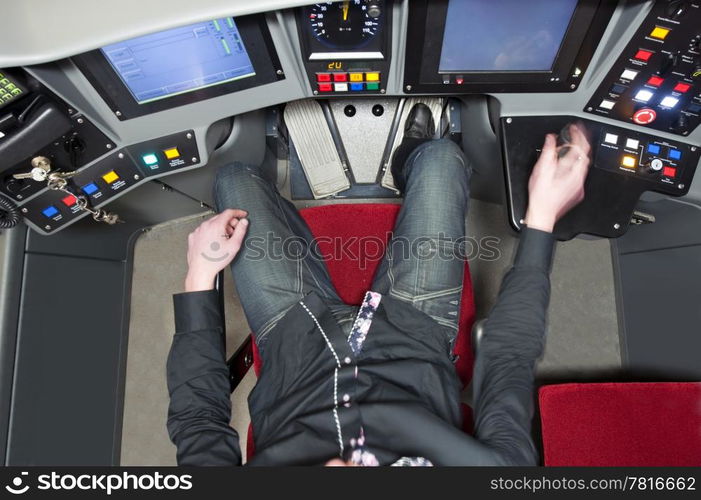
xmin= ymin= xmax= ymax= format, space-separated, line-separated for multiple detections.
xmin=539 ymin=382 xmax=701 ymax=466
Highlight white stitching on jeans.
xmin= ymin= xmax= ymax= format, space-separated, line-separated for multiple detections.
xmin=299 ymin=300 xmax=344 ymax=455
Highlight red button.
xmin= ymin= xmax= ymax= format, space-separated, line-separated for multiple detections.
xmin=673 ymin=82 xmax=692 ymax=93
xmin=61 ymin=194 xmax=77 ymax=207
xmin=318 ymin=83 xmax=333 ymax=92
xmin=317 ymin=73 xmax=331 ymax=82
xmin=633 ymin=108 xmax=657 ymax=125
xmin=333 ymin=73 xmax=348 ymax=82
xmin=663 ymin=166 xmax=677 ymax=177
xmin=647 ymin=76 xmax=665 ymax=87
xmin=634 ymin=49 xmax=653 ymax=61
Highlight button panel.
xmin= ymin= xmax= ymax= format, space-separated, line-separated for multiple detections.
xmin=314 ymin=71 xmax=383 ymax=94
xmin=585 ymin=2 xmax=701 ymax=135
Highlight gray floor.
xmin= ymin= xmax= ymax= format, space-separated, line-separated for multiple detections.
xmin=120 ymin=199 xmax=621 ymax=465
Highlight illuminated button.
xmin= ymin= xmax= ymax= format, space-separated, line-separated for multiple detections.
xmin=333 ymin=73 xmax=348 ymax=82
xmin=365 ymin=82 xmax=380 ymax=91
xmin=621 ymin=69 xmax=639 ymax=81
xmin=650 ymin=26 xmax=671 ymax=40
xmin=163 ymin=147 xmax=180 ymax=160
xmin=82 ymin=183 xmax=99 ymax=195
xmin=316 ymin=73 xmax=332 ymax=82
xmin=599 ymin=99 xmax=616 ymax=110
xmin=647 ymin=144 xmax=661 ymax=155
xmin=365 ymin=72 xmax=380 ymax=82
xmin=102 ymin=170 xmax=120 ymax=184
xmin=663 ymin=166 xmax=677 ymax=177
xmin=604 ymin=133 xmax=619 ymax=145
xmin=61 ymin=195 xmax=77 ymax=207
xmin=318 ymin=83 xmax=333 ymax=92
xmin=142 ymin=154 xmax=158 ymax=166
xmin=350 ymin=83 xmax=364 ymax=91
xmin=673 ymin=82 xmax=692 ymax=93
xmin=634 ymin=89 xmax=654 ymax=102
xmin=349 ymin=73 xmax=364 ymax=82
xmin=669 ymin=149 xmax=682 ymax=160
xmin=622 ymin=156 xmax=637 ymax=169
xmin=42 ymin=206 xmax=59 ymax=218
xmin=334 ymin=83 xmax=349 ymax=92
xmin=634 ymin=49 xmax=653 ymax=61
xmin=660 ymin=96 xmax=679 ymax=108
xmin=647 ymin=76 xmax=665 ymax=87
xmin=626 ymin=138 xmax=640 ymax=150
xmin=633 ymin=108 xmax=657 ymax=125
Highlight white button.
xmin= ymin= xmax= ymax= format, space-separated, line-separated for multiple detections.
xmin=626 ymin=138 xmax=640 ymax=150
xmin=344 ymin=357 xmax=352 ymax=365
xmin=600 ymin=100 xmax=616 ymax=110
xmin=342 ymin=394 xmax=350 ymax=402
xmin=621 ymin=69 xmax=639 ymax=81
xmin=634 ymin=89 xmax=654 ymax=102
xmin=604 ymin=133 xmax=618 ymax=145
xmin=344 ymin=402 xmax=351 ymax=408
xmin=660 ymin=96 xmax=679 ymax=108
xmin=334 ymin=83 xmax=349 ymax=92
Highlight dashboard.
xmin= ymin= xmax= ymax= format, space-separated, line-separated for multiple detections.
xmin=0 ymin=0 xmax=700 ymax=239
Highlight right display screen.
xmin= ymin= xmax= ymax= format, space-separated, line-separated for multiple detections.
xmin=439 ymin=0 xmax=579 ymax=72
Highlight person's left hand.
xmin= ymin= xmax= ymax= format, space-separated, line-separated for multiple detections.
xmin=184 ymin=209 xmax=249 ymax=292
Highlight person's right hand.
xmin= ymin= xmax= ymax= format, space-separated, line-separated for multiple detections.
xmin=524 ymin=123 xmax=591 ymax=233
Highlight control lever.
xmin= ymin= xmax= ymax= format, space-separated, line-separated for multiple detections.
xmin=665 ymin=0 xmax=689 ymax=20
xmin=656 ymin=51 xmax=680 ymax=76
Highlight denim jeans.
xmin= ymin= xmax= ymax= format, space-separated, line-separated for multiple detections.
xmin=214 ymin=139 xmax=471 ymax=352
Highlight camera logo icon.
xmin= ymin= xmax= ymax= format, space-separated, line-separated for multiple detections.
xmin=5 ymin=472 xmax=29 ymax=495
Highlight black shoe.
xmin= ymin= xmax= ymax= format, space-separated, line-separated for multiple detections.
xmin=391 ymin=104 xmax=435 ymax=193
xmin=404 ymin=103 xmax=435 ymax=139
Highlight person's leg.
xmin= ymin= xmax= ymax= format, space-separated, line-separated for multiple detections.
xmin=372 ymin=139 xmax=471 ymax=347
xmin=214 ymin=163 xmax=342 ymax=350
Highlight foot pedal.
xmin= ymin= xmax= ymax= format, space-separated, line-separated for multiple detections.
xmin=284 ymin=100 xmax=350 ymax=199
xmin=381 ymin=98 xmax=444 ymax=192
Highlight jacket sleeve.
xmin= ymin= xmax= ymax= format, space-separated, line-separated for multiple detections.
xmin=166 ymin=290 xmax=242 ymax=466
xmin=470 ymin=227 xmax=555 ymax=465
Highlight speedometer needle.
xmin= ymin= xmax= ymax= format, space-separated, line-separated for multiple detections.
xmin=343 ymin=0 xmax=350 ymax=21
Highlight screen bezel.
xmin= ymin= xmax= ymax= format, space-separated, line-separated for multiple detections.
xmin=404 ymin=0 xmax=614 ymax=93
xmin=73 ymin=15 xmax=283 ymax=120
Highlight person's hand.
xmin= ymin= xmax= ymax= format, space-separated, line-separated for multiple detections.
xmin=184 ymin=209 xmax=249 ymax=292
xmin=525 ymin=123 xmax=591 ymax=233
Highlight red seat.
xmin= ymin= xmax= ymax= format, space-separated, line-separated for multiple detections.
xmin=539 ymin=382 xmax=701 ymax=466
xmin=246 ymin=204 xmax=476 ymax=459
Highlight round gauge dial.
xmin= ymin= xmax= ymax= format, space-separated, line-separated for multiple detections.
xmin=307 ymin=1 xmax=382 ymax=50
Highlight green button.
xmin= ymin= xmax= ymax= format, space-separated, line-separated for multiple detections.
xmin=366 ymin=82 xmax=380 ymax=91
xmin=0 ymin=89 xmax=6 ymax=95
xmin=11 ymin=88 xmax=22 ymax=96
xmin=2 ymin=94 xmax=12 ymax=101
xmin=0 ymin=79 xmax=8 ymax=86
xmin=5 ymin=83 xmax=15 ymax=91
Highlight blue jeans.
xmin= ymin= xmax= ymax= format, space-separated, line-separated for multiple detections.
xmin=214 ymin=139 xmax=471 ymax=352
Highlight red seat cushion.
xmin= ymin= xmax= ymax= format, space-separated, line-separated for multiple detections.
xmin=539 ymin=382 xmax=701 ymax=466
xmin=247 ymin=204 xmax=476 ymax=459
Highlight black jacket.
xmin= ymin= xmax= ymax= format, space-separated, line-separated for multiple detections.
xmin=167 ymin=228 xmax=555 ymax=466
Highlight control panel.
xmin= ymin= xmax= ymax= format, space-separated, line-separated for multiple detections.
xmin=14 ymin=130 xmax=200 ymax=235
xmin=297 ymin=1 xmax=391 ymax=95
xmin=502 ymin=115 xmax=700 ymax=240
xmin=586 ymin=0 xmax=701 ymax=136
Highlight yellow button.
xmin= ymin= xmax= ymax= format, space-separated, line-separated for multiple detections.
xmin=164 ymin=147 xmax=181 ymax=160
xmin=622 ymin=156 xmax=637 ymax=169
xmin=365 ymin=72 xmax=380 ymax=82
xmin=102 ymin=170 xmax=120 ymax=184
xmin=349 ymin=73 xmax=364 ymax=82
xmin=650 ymin=26 xmax=670 ymax=40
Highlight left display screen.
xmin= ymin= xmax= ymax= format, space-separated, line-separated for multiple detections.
xmin=101 ymin=18 xmax=256 ymax=104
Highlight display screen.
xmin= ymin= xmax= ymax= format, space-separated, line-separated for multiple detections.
xmin=101 ymin=18 xmax=256 ymax=104
xmin=439 ymin=0 xmax=578 ymax=72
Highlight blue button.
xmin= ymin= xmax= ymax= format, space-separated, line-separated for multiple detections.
xmin=647 ymin=144 xmax=661 ymax=155
xmin=42 ymin=206 xmax=59 ymax=218
xmin=669 ymin=149 xmax=682 ymax=160
xmin=350 ymin=83 xmax=364 ymax=91
xmin=142 ymin=153 xmax=159 ymax=166
xmin=81 ymin=183 xmax=99 ymax=195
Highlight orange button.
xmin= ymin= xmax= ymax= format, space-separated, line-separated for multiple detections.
xmin=349 ymin=73 xmax=364 ymax=82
